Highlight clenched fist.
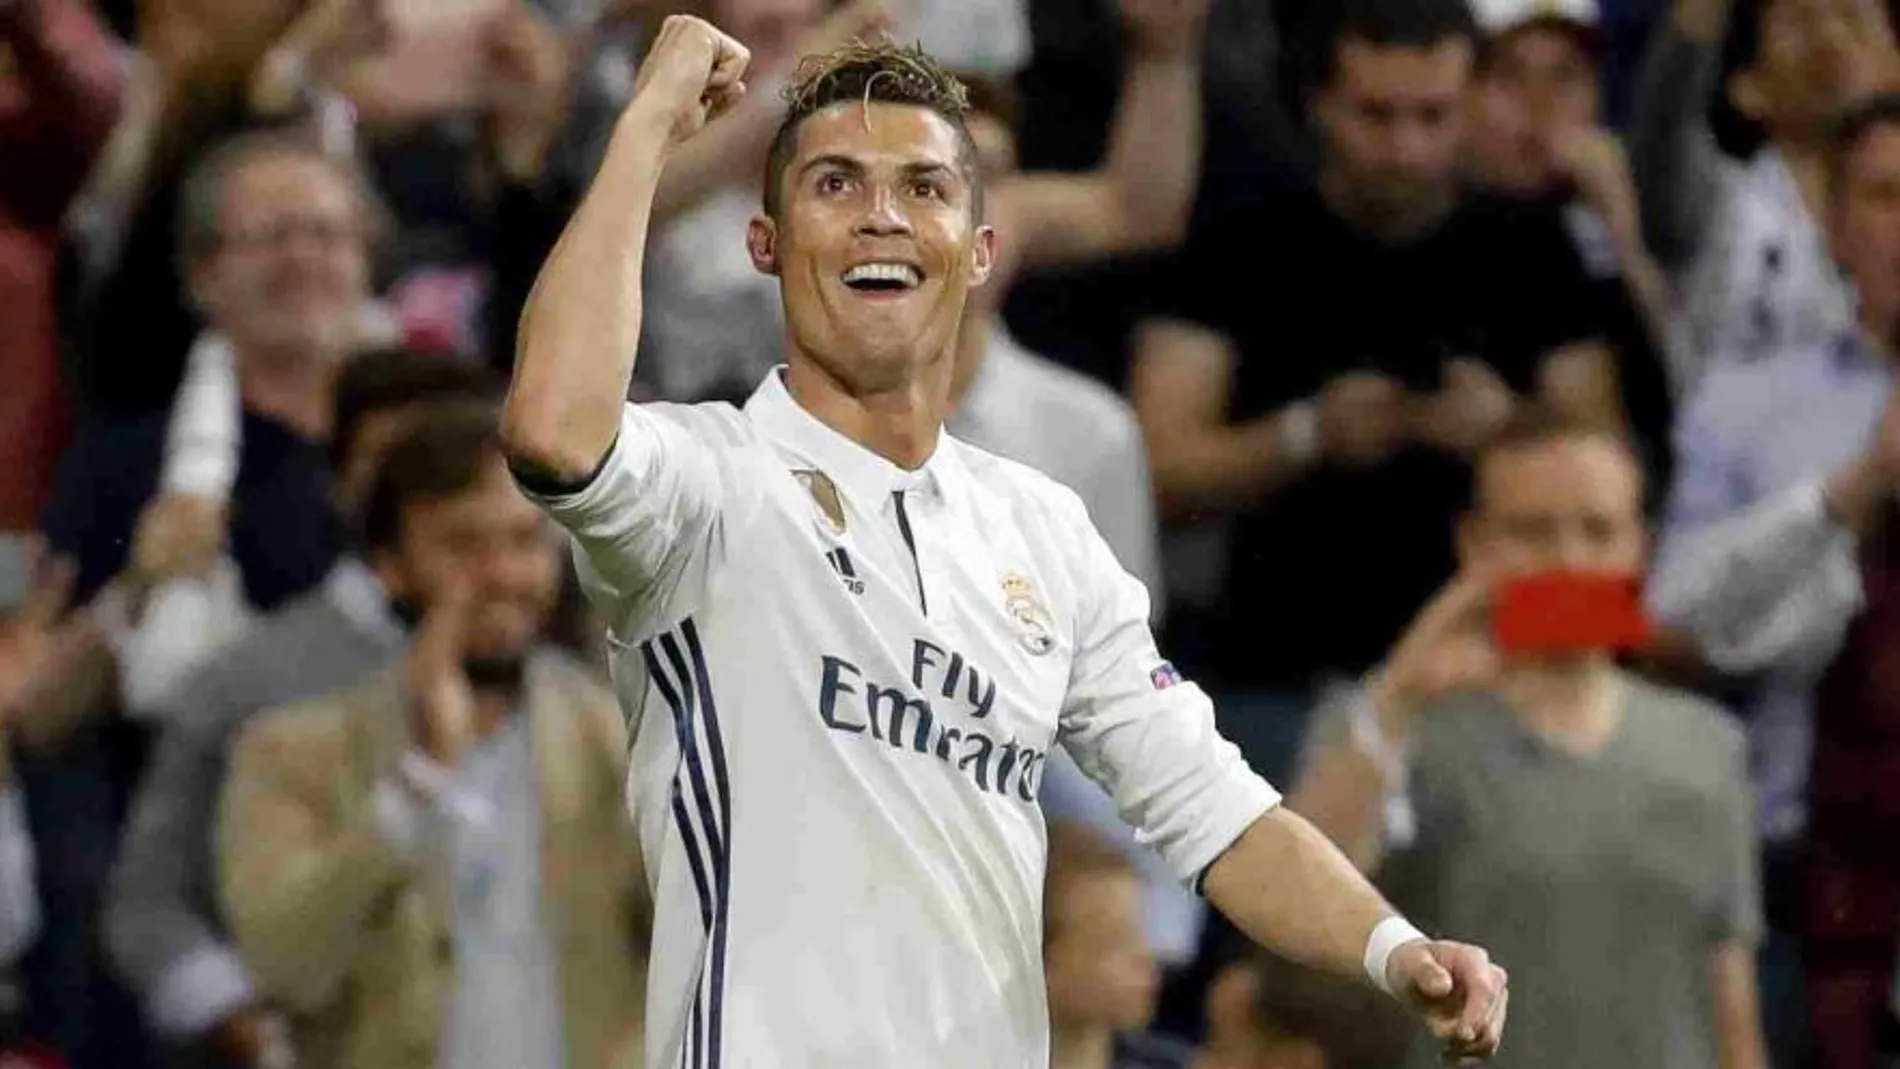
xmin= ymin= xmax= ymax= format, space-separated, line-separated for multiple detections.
xmin=628 ymin=15 xmax=752 ymax=145
xmin=1387 ymin=939 xmax=1510 ymax=1064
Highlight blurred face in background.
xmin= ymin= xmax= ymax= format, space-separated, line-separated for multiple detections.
xmin=1314 ymin=35 xmax=1474 ymax=239
xmin=1458 ymin=433 xmax=1647 ymax=578
xmin=334 ymin=405 xmax=429 ymax=520
xmin=1832 ymin=121 xmax=1900 ymax=336
xmin=1044 ymin=869 xmax=1160 ymax=1033
xmin=379 ymin=455 xmax=561 ymax=664
xmin=713 ymin=0 xmax=826 ymax=72
xmin=1733 ymin=0 xmax=1899 ymax=139
xmin=1468 ymin=22 xmax=1602 ymax=195
xmin=191 ymin=151 xmax=372 ymax=366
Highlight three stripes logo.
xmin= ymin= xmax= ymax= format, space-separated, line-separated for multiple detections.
xmin=825 ymin=546 xmax=865 ymax=595
xmin=640 ymin=620 xmax=730 ymax=1069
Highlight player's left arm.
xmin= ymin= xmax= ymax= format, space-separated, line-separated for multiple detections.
xmin=996 ymin=0 xmax=1206 ymax=270
xmin=1056 ymin=496 xmax=1508 ymax=1061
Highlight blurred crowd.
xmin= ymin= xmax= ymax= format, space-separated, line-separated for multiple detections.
xmin=5 ymin=0 xmax=1900 ymax=1066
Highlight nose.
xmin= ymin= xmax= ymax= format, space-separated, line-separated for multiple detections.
xmin=856 ymin=186 xmax=913 ymax=237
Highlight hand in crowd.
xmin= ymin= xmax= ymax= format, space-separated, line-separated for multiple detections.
xmin=1386 ymin=939 xmax=1510 ymax=1064
xmin=484 ymin=0 xmax=575 ymax=182
xmin=1119 ymin=0 xmax=1212 ymax=61
xmin=1547 ymin=125 xmax=1641 ymax=235
xmin=0 ymin=538 xmax=76 ymax=730
xmin=251 ymin=0 xmax=389 ymax=113
xmin=1803 ymin=0 xmax=1900 ymax=100
xmin=1316 ymin=370 xmax=1410 ymax=468
xmin=628 ymin=14 xmax=751 ymax=146
xmin=405 ymin=576 xmax=478 ymax=767
xmin=127 ymin=492 xmax=226 ymax=594
xmin=1369 ymin=568 xmax=1500 ymax=724
xmin=1825 ymin=381 xmax=1900 ymax=531
xmin=1411 ymin=359 xmax=1517 ymax=458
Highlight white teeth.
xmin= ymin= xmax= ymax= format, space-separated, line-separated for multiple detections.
xmin=842 ymin=262 xmax=921 ymax=287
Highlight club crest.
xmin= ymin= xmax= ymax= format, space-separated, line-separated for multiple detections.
xmin=1002 ymin=572 xmax=1056 ymax=655
xmin=792 ymin=469 xmax=847 ymax=535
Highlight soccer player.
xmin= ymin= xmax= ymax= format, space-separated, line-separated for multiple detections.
xmin=501 ymin=15 xmax=1509 ymax=1067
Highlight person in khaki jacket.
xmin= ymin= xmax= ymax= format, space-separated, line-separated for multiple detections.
xmin=218 ymin=402 xmax=649 ymax=1069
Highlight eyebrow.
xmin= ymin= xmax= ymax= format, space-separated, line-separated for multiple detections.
xmin=797 ymin=156 xmax=963 ymax=184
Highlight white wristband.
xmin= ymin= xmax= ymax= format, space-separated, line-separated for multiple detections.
xmin=1364 ymin=915 xmax=1430 ymax=997
xmin=1279 ymin=400 xmax=1321 ymax=464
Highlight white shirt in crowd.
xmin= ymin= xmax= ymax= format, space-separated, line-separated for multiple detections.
xmin=523 ymin=369 xmax=1277 ymax=1068
xmin=1669 ymin=146 xmax=1855 ymax=396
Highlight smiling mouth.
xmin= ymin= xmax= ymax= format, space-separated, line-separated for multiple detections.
xmin=841 ymin=261 xmax=923 ymax=294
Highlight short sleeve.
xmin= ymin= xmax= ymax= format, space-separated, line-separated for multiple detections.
xmin=1055 ymin=489 xmax=1279 ymax=888
xmin=515 ymin=402 xmax=745 ymax=643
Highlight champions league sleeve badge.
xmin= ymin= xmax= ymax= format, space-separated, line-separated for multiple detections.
xmin=1001 ymin=572 xmax=1057 ymax=655
xmin=792 ymin=469 xmax=848 ymax=536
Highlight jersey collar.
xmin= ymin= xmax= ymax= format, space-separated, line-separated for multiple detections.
xmin=746 ymin=367 xmax=961 ymax=507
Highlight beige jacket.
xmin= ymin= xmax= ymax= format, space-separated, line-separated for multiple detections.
xmin=218 ymin=653 xmax=648 ymax=1069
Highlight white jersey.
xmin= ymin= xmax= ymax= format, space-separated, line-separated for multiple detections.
xmin=522 ymin=370 xmax=1279 ymax=1069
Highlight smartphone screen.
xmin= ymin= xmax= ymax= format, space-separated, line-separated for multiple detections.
xmin=1492 ymin=570 xmax=1650 ymax=655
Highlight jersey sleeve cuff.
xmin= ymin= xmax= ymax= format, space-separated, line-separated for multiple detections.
xmin=1163 ymin=770 xmax=1282 ymax=893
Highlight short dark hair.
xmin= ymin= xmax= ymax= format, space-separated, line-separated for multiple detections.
xmin=329 ymin=349 xmax=499 ymax=469
xmin=1042 ymin=821 xmax=1136 ymax=946
xmin=362 ymin=400 xmax=506 ymax=552
xmin=1309 ymin=0 xmax=1479 ymax=89
xmin=1826 ymin=91 xmax=1900 ymax=200
xmin=1463 ymin=402 xmax=1639 ymax=509
xmin=762 ymin=39 xmax=983 ymax=221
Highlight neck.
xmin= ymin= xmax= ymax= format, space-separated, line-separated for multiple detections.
xmin=1499 ymin=657 xmax=1621 ymax=755
xmin=784 ymin=349 xmax=954 ymax=470
xmin=949 ymin=312 xmax=993 ymax=410
xmin=235 ymin=344 xmax=336 ymax=439
xmin=1318 ymin=165 xmax=1455 ymax=243
xmin=1049 ymin=1020 xmax=1116 ymax=1069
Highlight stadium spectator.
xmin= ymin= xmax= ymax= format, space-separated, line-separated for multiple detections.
xmin=1044 ymin=821 xmax=1200 ymax=1069
xmin=1627 ymin=0 xmax=1897 ymax=394
xmin=104 ymin=352 xmax=495 ymax=1069
xmin=0 ymin=0 xmax=125 ymax=530
xmin=217 ymin=404 xmax=648 ymax=1069
xmin=1131 ymin=0 xmax=1627 ymax=785
xmin=1293 ymin=408 xmax=1766 ymax=1069
xmin=1647 ymin=90 xmax=1900 ymax=1069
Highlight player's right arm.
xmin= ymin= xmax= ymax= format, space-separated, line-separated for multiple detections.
xmin=500 ymin=16 xmax=751 ymax=485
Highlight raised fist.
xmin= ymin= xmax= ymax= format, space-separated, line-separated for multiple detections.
xmin=629 ymin=15 xmax=752 ymax=144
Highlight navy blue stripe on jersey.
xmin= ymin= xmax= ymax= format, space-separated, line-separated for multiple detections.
xmin=643 ymin=638 xmax=718 ymax=1069
xmin=683 ymin=619 xmax=733 ymax=1069
xmin=644 ymin=620 xmax=733 ymax=1069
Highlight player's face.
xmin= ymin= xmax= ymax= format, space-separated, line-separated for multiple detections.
xmin=1459 ymin=435 xmax=1647 ymax=577
xmin=1043 ymin=872 xmax=1159 ymax=1031
xmin=383 ymin=459 xmax=562 ymax=660
xmin=751 ymin=101 xmax=996 ymax=394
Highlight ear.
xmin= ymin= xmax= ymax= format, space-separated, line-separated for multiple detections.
xmin=747 ymin=215 xmax=780 ymax=276
xmin=968 ymin=224 xmax=997 ymax=288
xmin=1728 ymin=68 xmax=1768 ymax=123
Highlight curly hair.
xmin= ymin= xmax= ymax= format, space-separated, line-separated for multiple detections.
xmin=762 ymin=39 xmax=984 ymax=220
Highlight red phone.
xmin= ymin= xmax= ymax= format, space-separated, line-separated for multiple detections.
xmin=1492 ymin=570 xmax=1651 ymax=655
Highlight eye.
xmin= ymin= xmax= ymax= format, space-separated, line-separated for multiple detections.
xmin=819 ymin=172 xmax=853 ymax=195
xmin=909 ymin=179 xmax=944 ymax=200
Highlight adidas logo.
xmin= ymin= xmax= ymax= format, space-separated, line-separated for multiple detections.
xmin=826 ymin=547 xmax=865 ymax=596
